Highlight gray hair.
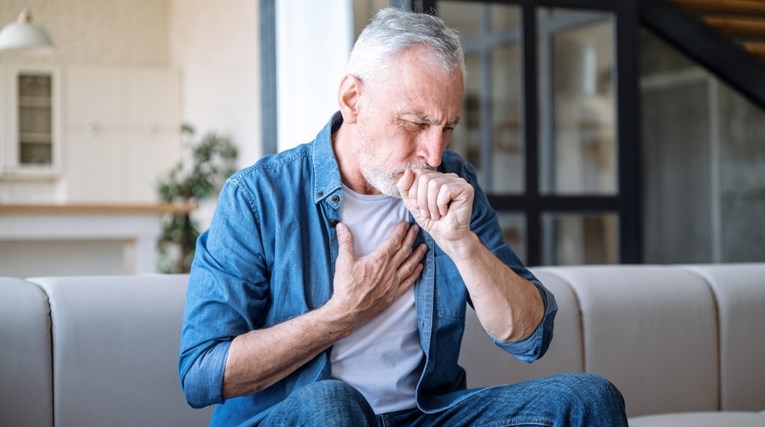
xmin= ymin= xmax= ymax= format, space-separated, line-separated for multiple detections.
xmin=346 ymin=8 xmax=465 ymax=88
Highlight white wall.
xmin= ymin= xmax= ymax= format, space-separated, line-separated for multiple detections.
xmin=0 ymin=0 xmax=174 ymax=206
xmin=276 ymin=0 xmax=354 ymax=151
xmin=0 ymin=0 xmax=169 ymax=68
xmin=2 ymin=0 xmax=354 ymax=195
xmin=168 ymin=0 xmax=261 ymax=169
xmin=0 ymin=1 xmax=262 ymax=275
xmin=0 ymin=1 xmax=359 ymax=276
xmin=166 ymin=0 xmax=260 ymax=226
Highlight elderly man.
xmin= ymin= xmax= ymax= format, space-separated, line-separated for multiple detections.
xmin=179 ymin=7 xmax=627 ymax=426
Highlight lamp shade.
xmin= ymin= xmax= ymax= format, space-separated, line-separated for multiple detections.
xmin=0 ymin=8 xmax=54 ymax=53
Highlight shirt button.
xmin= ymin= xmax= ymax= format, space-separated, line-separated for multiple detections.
xmin=331 ymin=195 xmax=339 ymax=203
xmin=330 ymin=220 xmax=339 ymax=227
xmin=317 ymin=191 xmax=324 ymax=197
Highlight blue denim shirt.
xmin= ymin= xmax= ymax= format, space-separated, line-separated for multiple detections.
xmin=179 ymin=113 xmax=557 ymax=426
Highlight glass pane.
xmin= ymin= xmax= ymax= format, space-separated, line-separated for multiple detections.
xmin=352 ymin=0 xmax=391 ymax=39
xmin=498 ymin=213 xmax=526 ymax=264
xmin=441 ymin=2 xmax=523 ymax=193
xmin=18 ymin=74 xmax=53 ymax=166
xmin=451 ymin=54 xmax=482 ymax=170
xmin=542 ymin=212 xmax=618 ymax=265
xmin=539 ymin=9 xmax=616 ymax=195
xmin=491 ymin=41 xmax=523 ymax=193
xmin=718 ymin=82 xmax=765 ymax=262
xmin=639 ymin=28 xmax=765 ymax=263
xmin=642 ymin=81 xmax=713 ymax=264
xmin=639 ymin=27 xmax=696 ymax=76
xmin=439 ymin=1 xmax=482 ymax=38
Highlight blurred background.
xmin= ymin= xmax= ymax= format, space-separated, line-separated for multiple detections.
xmin=1 ymin=0 xmax=763 ymax=276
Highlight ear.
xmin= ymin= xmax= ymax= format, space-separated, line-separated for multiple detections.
xmin=338 ymin=74 xmax=362 ymax=124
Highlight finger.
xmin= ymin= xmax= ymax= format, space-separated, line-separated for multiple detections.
xmin=373 ymin=222 xmax=411 ymax=260
xmin=437 ymin=183 xmax=453 ymax=217
xmin=398 ymin=249 xmax=425 ymax=287
xmin=401 ymin=263 xmax=424 ymax=290
xmin=416 ymin=172 xmax=431 ymax=219
xmin=335 ymin=222 xmax=356 ymax=260
xmin=399 ymin=242 xmax=426 ymax=273
xmin=401 ymin=222 xmax=419 ymax=249
xmin=427 ymin=177 xmax=443 ymax=220
xmin=397 ymin=168 xmax=415 ymax=199
xmin=412 ymin=242 xmax=427 ymax=263
xmin=391 ymin=223 xmax=420 ymax=264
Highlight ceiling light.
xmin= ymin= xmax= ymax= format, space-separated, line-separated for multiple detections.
xmin=0 ymin=8 xmax=54 ymax=53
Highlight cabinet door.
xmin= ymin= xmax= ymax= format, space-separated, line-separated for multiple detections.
xmin=121 ymin=69 xmax=181 ymax=202
xmin=62 ymin=67 xmax=181 ymax=203
xmin=2 ymin=65 xmax=61 ymax=175
xmin=64 ymin=131 xmax=123 ymax=202
xmin=65 ymin=66 xmax=121 ymax=128
xmin=123 ymin=69 xmax=181 ymax=131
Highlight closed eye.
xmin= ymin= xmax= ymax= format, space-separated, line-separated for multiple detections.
xmin=404 ymin=120 xmax=428 ymax=130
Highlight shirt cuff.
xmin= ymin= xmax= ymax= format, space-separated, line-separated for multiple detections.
xmin=181 ymin=340 xmax=231 ymax=408
xmin=492 ymin=279 xmax=558 ymax=363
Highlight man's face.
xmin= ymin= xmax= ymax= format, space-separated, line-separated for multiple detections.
xmin=353 ymin=47 xmax=464 ymax=197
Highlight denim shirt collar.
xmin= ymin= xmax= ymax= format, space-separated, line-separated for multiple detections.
xmin=312 ymin=112 xmax=345 ymax=206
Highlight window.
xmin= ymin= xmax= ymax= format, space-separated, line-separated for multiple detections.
xmin=433 ymin=0 xmax=641 ymax=265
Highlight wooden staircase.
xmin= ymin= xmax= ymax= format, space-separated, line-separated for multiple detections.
xmin=672 ymin=0 xmax=765 ymax=61
xmin=641 ymin=0 xmax=765 ymax=109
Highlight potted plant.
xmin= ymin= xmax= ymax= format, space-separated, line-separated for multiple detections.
xmin=156 ymin=124 xmax=238 ymax=273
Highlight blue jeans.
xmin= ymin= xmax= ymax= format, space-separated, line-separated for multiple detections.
xmin=256 ymin=373 xmax=627 ymax=426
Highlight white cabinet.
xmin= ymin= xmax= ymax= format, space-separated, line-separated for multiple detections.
xmin=0 ymin=65 xmax=180 ymax=203
xmin=0 ymin=65 xmax=62 ymax=178
xmin=63 ymin=66 xmax=181 ymax=202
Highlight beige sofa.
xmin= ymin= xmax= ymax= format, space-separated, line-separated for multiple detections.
xmin=460 ymin=264 xmax=765 ymax=426
xmin=1 ymin=264 xmax=764 ymax=426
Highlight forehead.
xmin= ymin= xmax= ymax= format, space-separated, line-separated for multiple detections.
xmin=382 ymin=48 xmax=464 ymax=116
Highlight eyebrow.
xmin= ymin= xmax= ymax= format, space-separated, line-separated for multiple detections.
xmin=403 ymin=113 xmax=461 ymax=128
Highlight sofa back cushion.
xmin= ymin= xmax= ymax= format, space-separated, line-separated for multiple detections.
xmin=459 ymin=270 xmax=584 ymax=387
xmin=682 ymin=264 xmax=765 ymax=411
xmin=544 ymin=266 xmax=720 ymax=418
xmin=30 ymin=275 xmax=212 ymax=427
xmin=0 ymin=278 xmax=53 ymax=427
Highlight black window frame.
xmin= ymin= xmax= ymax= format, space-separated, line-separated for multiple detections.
xmin=418 ymin=0 xmax=642 ymax=266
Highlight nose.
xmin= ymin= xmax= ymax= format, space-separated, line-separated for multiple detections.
xmin=416 ymin=126 xmax=447 ymax=168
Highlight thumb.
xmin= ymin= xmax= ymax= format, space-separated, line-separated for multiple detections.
xmin=336 ymin=222 xmax=355 ymax=259
xmin=397 ymin=168 xmax=415 ymax=200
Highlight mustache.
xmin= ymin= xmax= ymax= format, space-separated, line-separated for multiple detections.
xmin=387 ymin=163 xmax=434 ymax=177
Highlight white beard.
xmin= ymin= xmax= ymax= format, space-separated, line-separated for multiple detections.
xmin=353 ymin=126 xmax=433 ymax=197
xmin=357 ymin=152 xmax=433 ymax=198
xmin=361 ymin=166 xmax=407 ymax=197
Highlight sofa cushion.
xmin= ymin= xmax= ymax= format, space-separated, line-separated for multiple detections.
xmin=29 ymin=274 xmax=212 ymax=427
xmin=629 ymin=410 xmax=765 ymax=427
xmin=0 ymin=278 xmax=53 ymax=427
xmin=459 ymin=270 xmax=584 ymax=387
xmin=682 ymin=264 xmax=765 ymax=411
xmin=542 ymin=266 xmax=719 ymax=418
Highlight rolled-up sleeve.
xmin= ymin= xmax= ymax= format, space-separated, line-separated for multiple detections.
xmin=459 ymin=155 xmax=558 ymax=363
xmin=178 ymin=177 xmax=269 ymax=408
xmin=180 ymin=339 xmax=231 ymax=408
xmin=492 ymin=278 xmax=557 ymax=363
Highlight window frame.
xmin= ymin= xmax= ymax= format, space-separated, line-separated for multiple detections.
xmin=421 ymin=0 xmax=642 ymax=265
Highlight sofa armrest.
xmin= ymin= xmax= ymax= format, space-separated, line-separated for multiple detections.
xmin=0 ymin=278 xmax=53 ymax=427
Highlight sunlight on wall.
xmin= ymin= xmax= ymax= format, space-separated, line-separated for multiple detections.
xmin=276 ymin=0 xmax=353 ymax=152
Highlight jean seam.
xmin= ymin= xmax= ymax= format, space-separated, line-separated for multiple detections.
xmin=477 ymin=417 xmax=555 ymax=427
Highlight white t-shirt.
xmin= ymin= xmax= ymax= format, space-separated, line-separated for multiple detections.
xmin=330 ymin=184 xmax=423 ymax=414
